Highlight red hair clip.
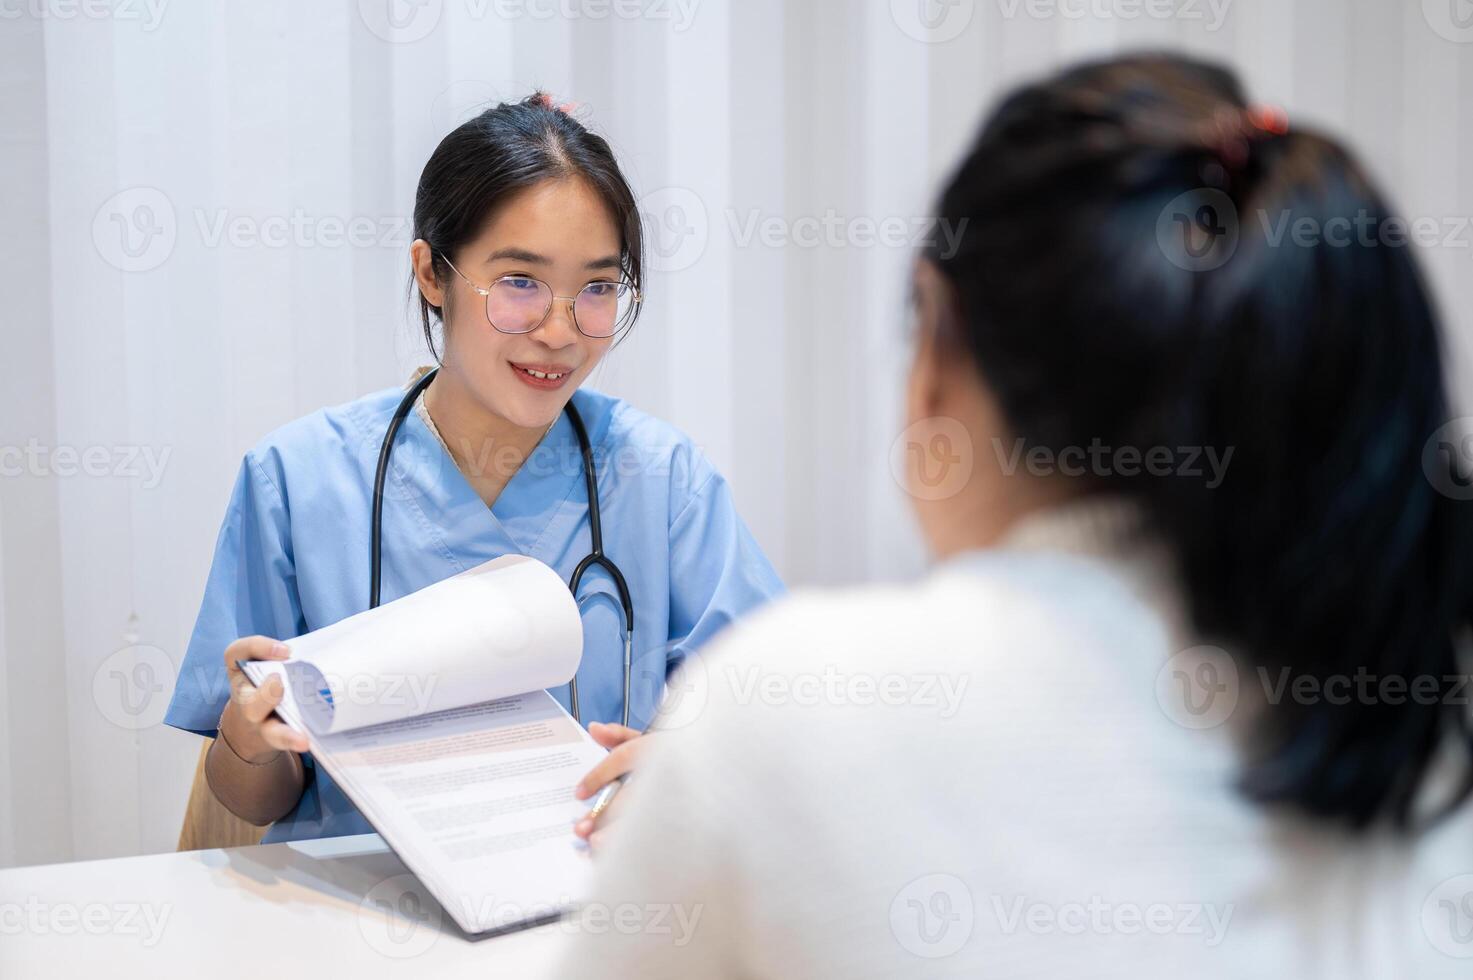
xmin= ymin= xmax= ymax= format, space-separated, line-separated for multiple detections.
xmin=1202 ymin=103 xmax=1289 ymax=172
xmin=1245 ymin=104 xmax=1289 ymax=136
xmin=537 ymin=92 xmax=579 ymax=116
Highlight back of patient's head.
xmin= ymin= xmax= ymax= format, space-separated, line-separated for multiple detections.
xmin=923 ymin=53 xmax=1473 ymax=833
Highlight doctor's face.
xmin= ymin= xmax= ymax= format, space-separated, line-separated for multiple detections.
xmin=435 ymin=177 xmax=623 ymax=430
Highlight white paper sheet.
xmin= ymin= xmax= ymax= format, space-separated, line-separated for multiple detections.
xmin=317 ymin=690 xmax=607 ymax=934
xmin=237 ymin=555 xmax=602 ymax=937
xmin=253 ymin=555 xmax=583 ymax=735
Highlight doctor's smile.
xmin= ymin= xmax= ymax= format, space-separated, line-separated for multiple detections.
xmin=511 ymin=363 xmax=575 ymax=388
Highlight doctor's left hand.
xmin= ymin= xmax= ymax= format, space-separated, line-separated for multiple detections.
xmin=573 ymin=723 xmax=654 ymax=847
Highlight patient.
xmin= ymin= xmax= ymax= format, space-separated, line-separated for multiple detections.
xmin=556 ymin=54 xmax=1473 ymax=977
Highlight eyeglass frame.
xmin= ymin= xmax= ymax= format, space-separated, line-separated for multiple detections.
xmin=440 ymin=253 xmax=641 ymax=340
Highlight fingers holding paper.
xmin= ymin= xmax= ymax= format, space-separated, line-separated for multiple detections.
xmin=222 ymin=635 xmax=309 ymax=759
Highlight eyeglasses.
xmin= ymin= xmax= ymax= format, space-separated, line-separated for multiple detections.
xmin=441 ymin=255 xmax=640 ymax=340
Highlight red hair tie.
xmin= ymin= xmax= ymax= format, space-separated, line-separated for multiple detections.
xmin=1245 ymin=104 xmax=1289 ymax=136
xmin=1202 ymin=103 xmax=1289 ymax=172
xmin=537 ymin=92 xmax=579 ymax=116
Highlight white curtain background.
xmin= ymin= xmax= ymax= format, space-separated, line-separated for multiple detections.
xmin=1 ymin=0 xmax=1470 ymax=866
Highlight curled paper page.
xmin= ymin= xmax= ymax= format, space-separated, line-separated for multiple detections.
xmin=272 ymin=555 xmax=583 ymax=735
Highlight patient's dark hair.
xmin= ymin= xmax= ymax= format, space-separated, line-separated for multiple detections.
xmin=410 ymin=92 xmax=645 ymax=356
xmin=926 ymin=53 xmax=1473 ymax=830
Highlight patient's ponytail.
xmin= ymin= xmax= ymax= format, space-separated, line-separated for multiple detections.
xmin=927 ymin=53 xmax=1473 ymax=829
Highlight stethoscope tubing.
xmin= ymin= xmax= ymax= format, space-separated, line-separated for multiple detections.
xmin=371 ymin=366 xmax=634 ymax=726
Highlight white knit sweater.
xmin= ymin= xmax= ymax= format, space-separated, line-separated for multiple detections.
xmin=554 ymin=499 xmax=1473 ymax=978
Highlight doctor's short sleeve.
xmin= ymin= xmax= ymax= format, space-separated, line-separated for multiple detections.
xmin=163 ymin=453 xmax=305 ymax=736
xmin=664 ymin=463 xmax=784 ymax=678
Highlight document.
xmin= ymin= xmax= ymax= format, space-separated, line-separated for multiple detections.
xmin=241 ymin=555 xmax=606 ymax=937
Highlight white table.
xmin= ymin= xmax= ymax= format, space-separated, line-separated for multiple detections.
xmin=0 ymin=834 xmax=568 ymax=978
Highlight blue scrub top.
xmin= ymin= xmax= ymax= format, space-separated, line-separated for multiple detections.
xmin=164 ymin=383 xmax=784 ymax=843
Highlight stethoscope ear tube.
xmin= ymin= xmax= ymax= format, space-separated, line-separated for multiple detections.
xmin=372 ymin=367 xmax=636 ymax=727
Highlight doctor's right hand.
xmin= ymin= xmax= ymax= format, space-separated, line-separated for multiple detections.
xmin=220 ymin=636 xmax=310 ymax=763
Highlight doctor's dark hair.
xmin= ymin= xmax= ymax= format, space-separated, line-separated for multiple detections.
xmin=925 ymin=54 xmax=1473 ymax=831
xmin=410 ymin=93 xmax=645 ymax=356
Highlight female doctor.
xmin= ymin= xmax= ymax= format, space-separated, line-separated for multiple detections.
xmin=163 ymin=93 xmax=784 ymax=843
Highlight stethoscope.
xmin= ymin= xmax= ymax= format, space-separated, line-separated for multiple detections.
xmin=370 ymin=366 xmax=634 ymax=726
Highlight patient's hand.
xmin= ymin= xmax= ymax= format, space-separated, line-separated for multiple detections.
xmin=573 ymin=722 xmax=654 ymax=850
